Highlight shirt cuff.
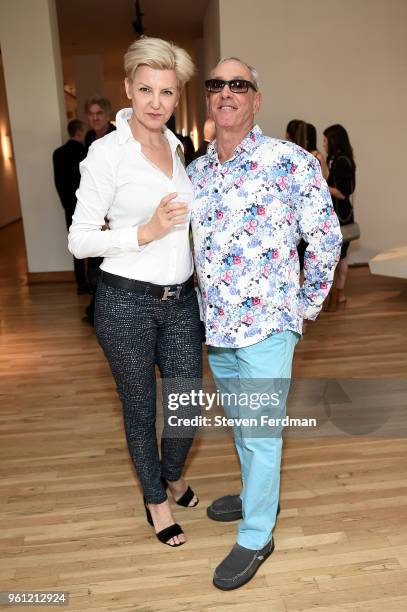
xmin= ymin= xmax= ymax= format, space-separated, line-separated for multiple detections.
xmin=300 ymin=291 xmax=323 ymax=320
xmin=112 ymin=226 xmax=141 ymax=252
xmin=302 ymin=303 xmax=321 ymax=320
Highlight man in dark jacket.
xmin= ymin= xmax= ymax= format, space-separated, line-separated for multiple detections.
xmin=53 ymin=119 xmax=88 ymax=293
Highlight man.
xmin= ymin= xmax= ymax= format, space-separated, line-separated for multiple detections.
xmin=53 ymin=119 xmax=88 ymax=294
xmin=84 ymin=94 xmax=116 ymax=151
xmin=187 ymin=58 xmax=342 ymax=590
xmin=194 ymin=117 xmax=216 ymax=158
xmin=83 ymin=95 xmax=116 ymax=324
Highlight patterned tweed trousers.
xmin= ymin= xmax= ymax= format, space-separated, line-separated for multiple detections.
xmin=95 ymin=280 xmax=202 ymax=504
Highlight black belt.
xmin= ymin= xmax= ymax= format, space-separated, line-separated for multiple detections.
xmin=100 ymin=270 xmax=194 ymax=301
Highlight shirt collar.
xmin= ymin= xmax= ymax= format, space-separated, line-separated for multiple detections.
xmin=207 ymin=124 xmax=264 ymax=162
xmin=115 ymin=107 xmax=183 ymax=153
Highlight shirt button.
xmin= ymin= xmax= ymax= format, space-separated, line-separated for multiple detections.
xmin=206 ymin=246 xmax=210 ymax=250
xmin=207 ymin=274 xmax=211 ymax=279
xmin=209 ymin=304 xmax=213 ymax=308
xmin=208 ymin=216 xmax=212 ymax=221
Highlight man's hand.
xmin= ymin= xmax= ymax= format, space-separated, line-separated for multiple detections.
xmin=138 ymin=193 xmax=188 ymax=245
xmin=328 ymin=186 xmax=345 ymax=200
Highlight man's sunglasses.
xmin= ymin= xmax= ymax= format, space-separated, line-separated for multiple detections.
xmin=205 ymin=79 xmax=257 ymax=93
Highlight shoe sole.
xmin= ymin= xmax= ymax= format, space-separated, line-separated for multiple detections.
xmin=213 ymin=540 xmax=275 ymax=591
xmin=207 ymin=507 xmax=242 ymax=522
xmin=207 ymin=503 xmax=280 ymax=522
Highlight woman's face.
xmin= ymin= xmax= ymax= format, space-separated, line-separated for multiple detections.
xmin=125 ymin=65 xmax=180 ymax=132
xmin=323 ymin=135 xmax=328 ymax=154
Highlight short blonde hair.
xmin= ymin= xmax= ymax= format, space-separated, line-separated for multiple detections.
xmin=124 ymin=37 xmax=195 ymax=87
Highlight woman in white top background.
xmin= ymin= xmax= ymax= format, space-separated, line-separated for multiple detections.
xmin=69 ymin=37 xmax=202 ymax=547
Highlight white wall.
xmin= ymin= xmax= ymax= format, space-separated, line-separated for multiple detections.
xmin=203 ymin=0 xmax=220 ymax=80
xmin=218 ymin=0 xmax=407 ymax=263
xmin=72 ymin=54 xmax=103 ymax=122
xmin=0 ymin=0 xmax=72 ymax=273
xmin=0 ymin=52 xmax=21 ymax=227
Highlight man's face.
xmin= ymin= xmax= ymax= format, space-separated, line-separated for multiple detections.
xmin=206 ymin=59 xmax=261 ymax=133
xmin=87 ymin=104 xmax=109 ymax=132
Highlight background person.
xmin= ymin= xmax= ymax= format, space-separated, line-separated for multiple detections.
xmin=53 ymin=119 xmax=88 ymax=294
xmin=195 ymin=117 xmax=216 ymax=158
xmin=84 ymin=94 xmax=116 ymax=150
xmin=306 ymin=123 xmax=329 ymax=179
xmin=69 ymin=37 xmax=202 ymax=547
xmin=323 ymin=124 xmax=356 ymax=311
xmin=285 ymin=118 xmax=303 ymax=142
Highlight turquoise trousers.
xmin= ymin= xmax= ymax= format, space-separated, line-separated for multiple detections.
xmin=208 ymin=330 xmax=300 ymax=550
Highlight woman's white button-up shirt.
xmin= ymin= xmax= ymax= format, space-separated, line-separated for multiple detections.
xmin=68 ymin=107 xmax=193 ymax=285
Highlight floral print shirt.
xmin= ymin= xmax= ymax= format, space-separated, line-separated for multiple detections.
xmin=187 ymin=125 xmax=342 ymax=348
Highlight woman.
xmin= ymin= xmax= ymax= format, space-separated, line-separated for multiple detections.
xmin=69 ymin=37 xmax=202 ymax=547
xmin=285 ymin=118 xmax=303 ymax=143
xmin=323 ymin=124 xmax=356 ymax=311
xmin=306 ymin=123 xmax=329 ymax=180
xmin=286 ymin=119 xmax=328 ymax=178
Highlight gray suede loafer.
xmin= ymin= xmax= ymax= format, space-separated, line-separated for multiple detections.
xmin=213 ymin=539 xmax=275 ymax=590
xmin=207 ymin=494 xmax=280 ymax=522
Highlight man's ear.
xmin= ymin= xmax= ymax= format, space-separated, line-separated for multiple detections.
xmin=253 ymin=91 xmax=262 ymax=115
xmin=124 ymin=78 xmax=132 ymax=100
xmin=205 ymin=94 xmax=212 ymax=118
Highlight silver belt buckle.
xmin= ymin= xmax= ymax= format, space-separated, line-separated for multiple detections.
xmin=162 ymin=285 xmax=182 ymax=301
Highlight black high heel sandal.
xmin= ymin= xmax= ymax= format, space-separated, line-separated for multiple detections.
xmin=161 ymin=478 xmax=199 ymax=508
xmin=175 ymin=486 xmax=199 ymax=507
xmin=144 ymin=497 xmax=154 ymax=526
xmin=144 ymin=497 xmax=186 ymax=547
xmin=155 ymin=523 xmax=185 ymax=546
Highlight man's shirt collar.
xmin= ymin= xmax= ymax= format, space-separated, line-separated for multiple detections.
xmin=207 ymin=124 xmax=265 ymax=162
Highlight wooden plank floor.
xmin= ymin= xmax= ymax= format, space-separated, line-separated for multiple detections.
xmin=1 ymin=221 xmax=407 ymax=612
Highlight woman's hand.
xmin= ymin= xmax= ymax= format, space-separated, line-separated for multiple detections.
xmin=138 ymin=193 xmax=189 ymax=245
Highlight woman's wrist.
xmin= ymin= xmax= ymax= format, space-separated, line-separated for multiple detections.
xmin=138 ymin=223 xmax=154 ymax=245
